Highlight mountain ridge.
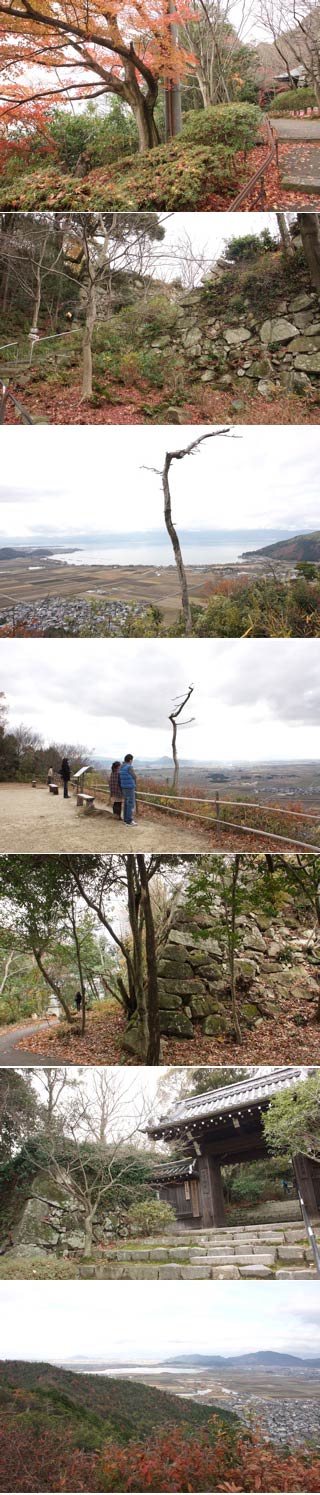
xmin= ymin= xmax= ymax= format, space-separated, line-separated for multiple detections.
xmin=242 ymin=531 xmax=320 ymax=563
xmin=164 ymin=1352 xmax=320 ymax=1368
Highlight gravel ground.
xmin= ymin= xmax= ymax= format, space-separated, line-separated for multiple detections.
xmin=0 ymin=783 xmax=212 ymax=852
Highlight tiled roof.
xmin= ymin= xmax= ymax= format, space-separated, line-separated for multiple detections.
xmin=148 ymin=1067 xmax=310 ymax=1135
xmin=152 ymin=1157 xmax=197 ymax=1182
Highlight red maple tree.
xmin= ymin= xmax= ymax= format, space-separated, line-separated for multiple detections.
xmin=0 ymin=1 xmax=195 ymax=149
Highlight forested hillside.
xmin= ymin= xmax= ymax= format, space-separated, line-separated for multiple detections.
xmin=0 ymin=1359 xmax=225 ymax=1443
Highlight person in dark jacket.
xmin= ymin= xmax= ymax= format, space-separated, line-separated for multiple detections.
xmin=109 ymin=761 xmax=122 ymax=819
xmin=60 ymin=757 xmax=71 ymax=799
xmin=119 ymin=753 xmax=137 ymax=826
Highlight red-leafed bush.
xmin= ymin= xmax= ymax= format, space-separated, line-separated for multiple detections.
xmin=1 ymin=1418 xmax=320 ymax=1493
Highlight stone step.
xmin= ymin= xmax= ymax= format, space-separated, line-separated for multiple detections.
xmin=104 ymin=1225 xmax=314 ymax=1259
xmin=105 ymin=1241 xmax=312 ymax=1265
xmin=87 ymin=1260 xmax=316 ymax=1280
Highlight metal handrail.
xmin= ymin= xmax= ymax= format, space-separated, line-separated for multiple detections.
xmin=294 ymin=1161 xmax=320 ymax=1278
xmin=0 ymin=382 xmax=36 ymax=425
xmin=230 ymin=115 xmax=279 ymax=210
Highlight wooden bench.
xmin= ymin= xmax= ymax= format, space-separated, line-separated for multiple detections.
xmin=49 ymin=783 xmax=59 ymax=795
xmin=77 ymin=791 xmax=95 ymax=815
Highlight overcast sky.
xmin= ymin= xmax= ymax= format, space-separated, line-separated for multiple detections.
xmin=1 ymin=1281 xmax=319 ymax=1362
xmin=0 ymin=426 xmax=318 ymax=542
xmin=1 ymin=638 xmax=319 ymax=761
xmin=147 ymin=212 xmax=279 ymax=279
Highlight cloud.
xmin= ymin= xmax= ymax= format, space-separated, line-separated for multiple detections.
xmin=0 ymin=1281 xmax=320 ymax=1363
xmin=0 ymin=638 xmax=319 ymax=762
xmin=0 ymin=425 xmax=319 ymax=538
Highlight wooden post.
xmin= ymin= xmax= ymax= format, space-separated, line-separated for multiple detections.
xmin=215 ymin=792 xmax=220 ymax=822
xmin=197 ymin=1153 xmax=226 ymax=1227
xmin=294 ymin=1153 xmax=320 ymax=1217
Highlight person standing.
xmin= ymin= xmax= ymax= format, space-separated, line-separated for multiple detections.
xmin=119 ymin=753 xmax=137 ymax=827
xmin=60 ymin=756 xmax=71 ymax=799
xmin=109 ymin=761 xmax=122 ymax=819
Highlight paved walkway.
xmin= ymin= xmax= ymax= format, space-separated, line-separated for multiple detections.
xmin=272 ymin=117 xmax=320 ymax=139
xmin=0 ymin=1019 xmax=58 ymax=1066
xmin=279 ymin=142 xmax=320 ymax=193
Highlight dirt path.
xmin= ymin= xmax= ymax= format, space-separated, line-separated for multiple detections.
xmin=0 ymin=783 xmax=212 ymax=852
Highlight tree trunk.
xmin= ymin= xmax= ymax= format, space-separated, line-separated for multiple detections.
xmin=164 ymin=1 xmax=182 ymax=140
xmin=84 ymin=1213 xmax=93 ymax=1256
xmin=162 ymin=456 xmax=192 ymax=634
xmin=298 ymin=214 xmax=320 ymax=293
xmin=171 ymin=718 xmax=179 ymax=793
xmin=132 ymin=94 xmax=160 ymax=151
xmin=276 ymin=213 xmax=294 ymax=256
xmin=126 ymin=856 xmax=149 ymax=1060
xmin=71 ymin=896 xmax=86 ymax=1036
xmin=81 ymin=272 xmax=96 ymax=400
xmin=33 ymin=946 xmax=73 ymax=1023
xmin=137 ymin=854 xmax=160 ymax=1065
xmin=169 ymin=685 xmax=194 ymax=793
xmin=0 ymin=949 xmax=14 ymax=997
xmin=227 ymin=858 xmax=242 ymax=1044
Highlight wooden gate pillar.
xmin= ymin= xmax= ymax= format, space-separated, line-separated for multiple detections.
xmin=294 ymin=1153 xmax=319 ymax=1216
xmin=197 ymin=1153 xmax=226 ymax=1227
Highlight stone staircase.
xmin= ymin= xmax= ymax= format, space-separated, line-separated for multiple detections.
xmin=81 ymin=1218 xmax=320 ymax=1280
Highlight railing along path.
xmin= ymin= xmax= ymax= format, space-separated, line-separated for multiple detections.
xmin=230 ymin=115 xmax=279 ymax=210
xmin=89 ymin=782 xmax=320 ymax=852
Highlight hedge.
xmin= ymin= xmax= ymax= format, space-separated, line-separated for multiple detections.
xmin=269 ymin=86 xmax=316 ymax=113
xmin=0 ymin=102 xmax=262 ymax=211
xmin=0 ymin=142 xmax=238 ymax=211
xmin=181 ymin=102 xmax=262 ymax=152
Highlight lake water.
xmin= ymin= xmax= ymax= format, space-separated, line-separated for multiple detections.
xmin=84 ymin=1366 xmax=216 ymax=1377
xmin=52 ymin=532 xmax=284 ymax=568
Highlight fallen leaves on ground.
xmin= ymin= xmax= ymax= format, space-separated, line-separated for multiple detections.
xmin=19 ymin=1009 xmax=127 ymax=1064
xmin=5 ymin=375 xmax=320 ymax=428
xmin=18 ymin=991 xmax=320 ymax=1068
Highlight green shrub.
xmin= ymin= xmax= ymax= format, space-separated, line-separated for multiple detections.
xmin=0 ymin=1253 xmax=79 ymax=1278
xmin=181 ymin=103 xmax=261 ymax=152
xmin=269 ymin=86 xmax=316 ymax=113
xmin=221 ymin=228 xmax=275 ymax=262
xmin=0 ymin=105 xmax=262 ymax=211
xmin=49 ymin=101 xmax=139 ymax=171
xmin=0 ymin=140 xmax=238 ymax=211
xmin=127 ymin=1199 xmax=176 ymax=1236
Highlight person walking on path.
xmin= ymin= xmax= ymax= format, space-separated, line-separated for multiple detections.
xmin=60 ymin=756 xmax=71 ymax=799
xmin=109 ymin=761 xmax=123 ymax=819
xmin=119 ymin=753 xmax=137 ymax=827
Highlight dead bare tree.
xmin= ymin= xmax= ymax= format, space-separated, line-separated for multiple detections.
xmin=183 ymin=0 xmax=258 ymax=106
xmin=257 ymin=0 xmax=320 ymax=103
xmin=169 ymin=684 xmax=195 ymax=792
xmin=62 ymin=212 xmax=165 ymax=402
xmin=24 ymin=1071 xmax=150 ymax=1257
xmin=144 ymin=429 xmax=231 ymax=636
